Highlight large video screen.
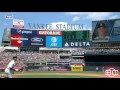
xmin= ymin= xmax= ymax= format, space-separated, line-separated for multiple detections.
xmin=92 ymin=19 xmax=120 ymax=42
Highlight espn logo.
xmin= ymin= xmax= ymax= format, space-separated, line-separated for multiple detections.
xmin=5 ymin=15 xmax=13 ymax=19
xmin=105 ymin=68 xmax=119 ymax=78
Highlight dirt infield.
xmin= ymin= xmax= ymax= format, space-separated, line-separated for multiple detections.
xmin=14 ymin=72 xmax=120 ymax=78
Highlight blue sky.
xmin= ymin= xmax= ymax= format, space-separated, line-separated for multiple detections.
xmin=0 ymin=12 xmax=120 ymax=44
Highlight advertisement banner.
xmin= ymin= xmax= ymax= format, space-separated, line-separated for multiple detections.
xmin=11 ymin=34 xmax=45 ymax=47
xmin=92 ymin=19 xmax=120 ymax=42
xmin=63 ymin=41 xmax=92 ymax=47
xmin=11 ymin=34 xmax=22 ymax=47
xmin=11 ymin=28 xmax=37 ymax=35
xmin=47 ymin=62 xmax=58 ymax=65
xmin=46 ymin=36 xmax=62 ymax=48
xmin=71 ymin=65 xmax=83 ymax=71
xmin=58 ymin=62 xmax=70 ymax=65
xmin=30 ymin=36 xmax=46 ymax=46
xmin=55 ymin=69 xmax=68 ymax=71
xmin=11 ymin=34 xmax=29 ymax=47
xmin=37 ymin=30 xmax=62 ymax=36
xmin=13 ymin=19 xmax=24 ymax=28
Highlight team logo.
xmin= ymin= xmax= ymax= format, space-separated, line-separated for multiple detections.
xmin=50 ymin=37 xmax=57 ymax=46
xmin=17 ymin=29 xmax=21 ymax=34
xmin=31 ymin=37 xmax=43 ymax=42
xmin=105 ymin=68 xmax=119 ymax=77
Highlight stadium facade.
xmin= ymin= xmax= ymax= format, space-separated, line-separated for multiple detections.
xmin=1 ymin=19 xmax=120 ymax=73
xmin=1 ymin=28 xmax=11 ymax=46
xmin=1 ymin=28 xmax=92 ymax=52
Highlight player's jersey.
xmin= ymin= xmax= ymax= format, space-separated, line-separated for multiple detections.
xmin=6 ymin=60 xmax=16 ymax=69
xmin=94 ymin=36 xmax=109 ymax=40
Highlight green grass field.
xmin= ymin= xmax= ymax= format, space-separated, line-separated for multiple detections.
xmin=20 ymin=75 xmax=99 ymax=78
xmin=10 ymin=71 xmax=105 ymax=78
xmin=1 ymin=71 xmax=119 ymax=78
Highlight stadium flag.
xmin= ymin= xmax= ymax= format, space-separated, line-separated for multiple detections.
xmin=13 ymin=19 xmax=24 ymax=28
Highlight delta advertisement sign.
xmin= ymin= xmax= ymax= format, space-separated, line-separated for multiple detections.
xmin=10 ymin=34 xmax=45 ymax=47
xmin=63 ymin=41 xmax=92 ymax=47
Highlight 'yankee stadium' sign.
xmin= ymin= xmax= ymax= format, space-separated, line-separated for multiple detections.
xmin=63 ymin=41 xmax=92 ymax=47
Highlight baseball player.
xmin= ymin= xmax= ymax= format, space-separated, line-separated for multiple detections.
xmin=94 ymin=23 xmax=109 ymax=40
xmin=4 ymin=56 xmax=17 ymax=78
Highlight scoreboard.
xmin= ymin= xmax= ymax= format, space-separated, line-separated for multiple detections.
xmin=62 ymin=31 xmax=90 ymax=41
xmin=10 ymin=28 xmax=91 ymax=47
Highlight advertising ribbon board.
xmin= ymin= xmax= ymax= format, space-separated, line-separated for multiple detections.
xmin=71 ymin=65 xmax=83 ymax=71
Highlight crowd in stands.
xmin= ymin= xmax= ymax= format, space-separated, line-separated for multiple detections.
xmin=1 ymin=47 xmax=119 ymax=65
xmin=72 ymin=48 xmax=85 ymax=55
xmin=60 ymin=59 xmax=84 ymax=63
xmin=0 ymin=50 xmax=84 ymax=68
xmin=0 ymin=51 xmax=60 ymax=62
xmin=84 ymin=48 xmax=120 ymax=55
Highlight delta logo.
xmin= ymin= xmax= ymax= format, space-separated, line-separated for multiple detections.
xmin=64 ymin=42 xmax=92 ymax=47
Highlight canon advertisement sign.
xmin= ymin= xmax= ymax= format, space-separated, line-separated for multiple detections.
xmin=37 ymin=30 xmax=62 ymax=36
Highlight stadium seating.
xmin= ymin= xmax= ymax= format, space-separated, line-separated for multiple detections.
xmin=0 ymin=50 xmax=84 ymax=69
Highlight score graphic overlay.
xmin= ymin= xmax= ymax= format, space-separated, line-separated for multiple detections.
xmin=105 ymin=68 xmax=119 ymax=77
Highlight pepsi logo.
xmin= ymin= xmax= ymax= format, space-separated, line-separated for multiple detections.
xmin=17 ymin=29 xmax=21 ymax=34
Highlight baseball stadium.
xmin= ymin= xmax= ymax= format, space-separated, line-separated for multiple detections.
xmin=0 ymin=12 xmax=120 ymax=78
